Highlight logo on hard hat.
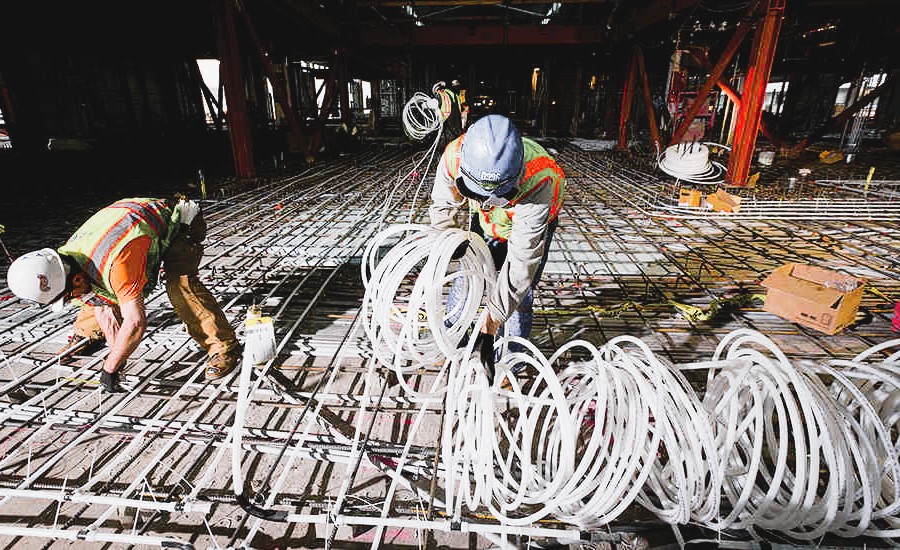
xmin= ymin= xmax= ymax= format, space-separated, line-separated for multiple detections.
xmin=37 ymin=274 xmax=50 ymax=292
xmin=479 ymin=170 xmax=502 ymax=182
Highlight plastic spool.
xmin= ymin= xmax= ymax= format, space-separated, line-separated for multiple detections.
xmin=658 ymin=142 xmax=727 ymax=184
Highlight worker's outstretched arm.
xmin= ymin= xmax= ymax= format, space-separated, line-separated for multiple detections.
xmin=100 ymin=297 xmax=146 ymax=374
xmin=487 ymin=197 xmax=552 ymax=323
xmin=429 ymin=149 xmax=466 ymax=230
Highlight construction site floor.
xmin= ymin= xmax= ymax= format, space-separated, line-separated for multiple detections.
xmin=0 ymin=141 xmax=898 ymax=549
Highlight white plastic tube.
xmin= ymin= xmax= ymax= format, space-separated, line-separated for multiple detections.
xmin=361 ymin=225 xmax=495 ymax=397
xmin=362 ymin=225 xmax=900 ymax=543
xmin=402 ymin=92 xmax=442 ymax=141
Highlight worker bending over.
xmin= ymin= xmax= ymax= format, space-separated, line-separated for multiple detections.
xmin=430 ymin=114 xmax=565 ymax=375
xmin=6 ymin=197 xmax=241 ymax=391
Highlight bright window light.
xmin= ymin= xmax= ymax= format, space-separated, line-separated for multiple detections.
xmin=197 ymin=58 xmax=226 ymax=123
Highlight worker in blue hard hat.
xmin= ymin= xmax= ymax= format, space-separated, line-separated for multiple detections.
xmin=430 ymin=114 xmax=565 ymax=380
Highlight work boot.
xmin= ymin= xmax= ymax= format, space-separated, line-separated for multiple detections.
xmin=205 ymin=346 xmax=242 ymax=381
xmin=99 ymin=370 xmax=123 ymax=393
xmin=57 ymin=334 xmax=106 ymax=363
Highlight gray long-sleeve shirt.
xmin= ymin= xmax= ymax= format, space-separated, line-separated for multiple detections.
xmin=429 ymin=149 xmax=558 ymax=322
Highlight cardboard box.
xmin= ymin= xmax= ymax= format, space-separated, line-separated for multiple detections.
xmin=705 ymin=189 xmax=742 ymax=213
xmin=761 ymin=263 xmax=865 ymax=335
xmin=678 ymin=189 xmax=702 ymax=207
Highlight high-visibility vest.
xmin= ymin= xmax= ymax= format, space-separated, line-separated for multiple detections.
xmin=436 ymin=89 xmax=460 ymax=121
xmin=58 ymin=198 xmax=182 ymax=306
xmin=443 ymin=136 xmax=565 ymax=241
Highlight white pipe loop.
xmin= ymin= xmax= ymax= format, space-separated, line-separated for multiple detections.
xmin=361 ymin=225 xmax=495 ymax=397
xmin=402 ymin=92 xmax=442 ymax=141
xmin=363 ymin=226 xmax=900 ymax=543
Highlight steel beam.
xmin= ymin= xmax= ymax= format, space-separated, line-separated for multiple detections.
xmin=715 ymin=79 xmax=787 ymax=149
xmin=234 ymin=0 xmax=303 ymax=137
xmin=669 ymin=1 xmax=759 ymax=146
xmin=726 ymin=0 xmax=784 ymax=186
xmin=618 ymin=48 xmax=637 ymax=150
xmin=611 ymin=0 xmax=701 ymax=41
xmin=212 ymin=0 xmax=256 ymax=178
xmin=635 ymin=47 xmax=661 ymax=154
xmin=360 ymin=0 xmax=612 ymax=5
xmin=792 ymin=71 xmax=899 ymax=153
xmin=359 ymin=24 xmax=606 ymax=47
xmin=337 ymin=49 xmax=351 ymax=126
xmin=683 ymin=47 xmax=787 ymax=149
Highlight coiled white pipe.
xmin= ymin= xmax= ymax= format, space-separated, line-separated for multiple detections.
xmin=361 ymin=224 xmax=495 ymax=397
xmin=402 ymin=92 xmax=442 ymax=141
xmin=363 ymin=225 xmax=900 ymax=542
xmin=658 ymin=142 xmax=727 ymax=184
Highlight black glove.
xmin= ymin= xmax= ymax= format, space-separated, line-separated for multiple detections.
xmin=451 ymin=240 xmax=469 ymax=261
xmin=473 ymin=332 xmax=495 ymax=385
xmin=100 ymin=370 xmax=123 ymax=393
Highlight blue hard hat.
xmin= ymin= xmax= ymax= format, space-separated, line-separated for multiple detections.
xmin=458 ymin=114 xmax=524 ymax=198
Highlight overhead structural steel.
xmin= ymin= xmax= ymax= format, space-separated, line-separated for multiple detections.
xmin=726 ymin=0 xmax=784 ymax=186
xmin=212 ymin=0 xmax=256 ymax=178
xmin=618 ymin=48 xmax=638 ymax=150
xmin=358 ymin=0 xmax=613 ymax=5
xmin=358 ymin=24 xmax=606 ymax=46
xmin=617 ymin=45 xmax=660 ymax=153
xmin=668 ymin=0 xmax=759 ymax=146
xmin=611 ymin=0 xmax=702 ymax=40
xmin=792 ymin=71 xmax=900 ymax=153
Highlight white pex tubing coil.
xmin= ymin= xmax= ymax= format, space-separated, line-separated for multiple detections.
xmin=362 ymin=225 xmax=900 ymax=541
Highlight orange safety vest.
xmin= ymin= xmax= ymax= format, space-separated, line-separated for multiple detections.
xmin=443 ymin=136 xmax=565 ymax=241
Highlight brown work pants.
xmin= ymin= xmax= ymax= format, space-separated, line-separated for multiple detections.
xmin=73 ymin=214 xmax=238 ymax=357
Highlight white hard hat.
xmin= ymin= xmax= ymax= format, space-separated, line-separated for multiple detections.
xmin=7 ymin=248 xmax=69 ymax=312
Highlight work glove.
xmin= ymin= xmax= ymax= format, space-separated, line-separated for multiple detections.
xmin=100 ymin=370 xmax=123 ymax=393
xmin=450 ymin=240 xmax=469 ymax=261
xmin=473 ymin=332 xmax=495 ymax=385
xmin=178 ymin=199 xmax=200 ymax=226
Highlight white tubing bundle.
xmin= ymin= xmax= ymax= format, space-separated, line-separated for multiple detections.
xmin=363 ymin=225 xmax=900 ymax=542
xmin=361 ymin=224 xmax=495 ymax=397
xmin=658 ymin=142 xmax=726 ymax=184
xmin=402 ymin=92 xmax=443 ymax=141
xmin=703 ymin=330 xmax=898 ymax=539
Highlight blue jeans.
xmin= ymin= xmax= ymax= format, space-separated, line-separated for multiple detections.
xmin=445 ymin=215 xmax=558 ymax=358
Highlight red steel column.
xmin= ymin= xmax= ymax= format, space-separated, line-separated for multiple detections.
xmin=635 ymin=47 xmax=661 ymax=154
xmin=617 ymin=49 xmax=637 ymax=150
xmin=212 ymin=0 xmax=255 ymax=178
xmin=337 ymin=49 xmax=351 ymax=126
xmin=726 ymin=0 xmax=784 ymax=186
xmin=668 ymin=1 xmax=758 ymax=146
